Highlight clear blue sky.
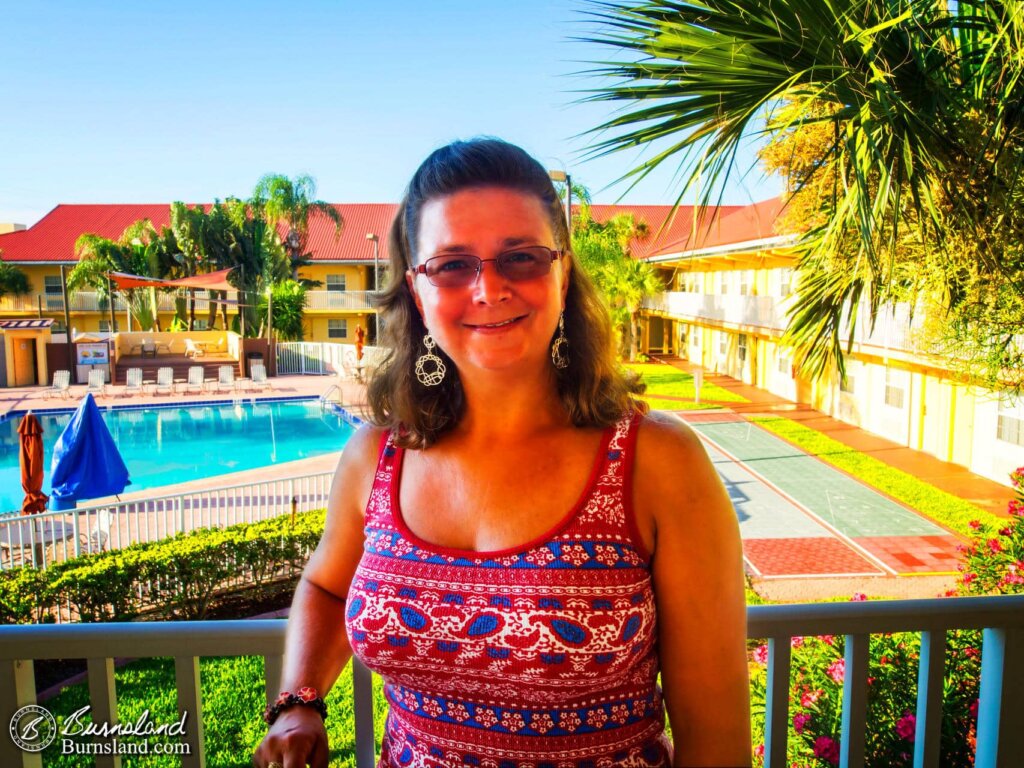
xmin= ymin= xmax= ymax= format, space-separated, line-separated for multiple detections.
xmin=0 ymin=0 xmax=780 ymax=227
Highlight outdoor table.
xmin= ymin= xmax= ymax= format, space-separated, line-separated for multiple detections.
xmin=0 ymin=518 xmax=74 ymax=566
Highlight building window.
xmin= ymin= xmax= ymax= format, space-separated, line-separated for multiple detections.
xmin=778 ymin=267 xmax=794 ymax=297
xmin=193 ymin=319 xmax=209 ymax=331
xmin=997 ymin=394 xmax=1024 ymax=447
xmin=326 ymin=274 xmax=347 ymax=292
xmin=884 ymin=368 xmax=906 ymax=409
xmin=738 ymin=334 xmax=748 ymax=362
xmin=840 ymin=373 xmax=856 ymax=394
xmin=44 ymin=275 xmax=64 ymax=310
xmin=719 ymin=333 xmax=728 ymax=356
xmin=777 ymin=353 xmax=791 ymax=375
xmin=717 ymin=272 xmax=728 ymax=294
xmin=328 ymin=319 xmax=348 ymax=339
xmin=98 ymin=320 xmax=119 ymax=333
xmin=739 ymin=271 xmax=752 ymax=296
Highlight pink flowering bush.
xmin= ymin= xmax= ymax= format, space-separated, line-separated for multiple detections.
xmin=955 ymin=466 xmax=1024 ymax=595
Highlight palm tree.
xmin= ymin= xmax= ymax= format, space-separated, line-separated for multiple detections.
xmin=571 ymin=193 xmax=659 ymax=359
xmin=69 ymin=221 xmax=169 ymax=330
xmin=253 ymin=174 xmax=343 ymax=280
xmin=580 ymin=0 xmax=1024 ymax=381
xmin=0 ymin=259 xmax=30 ymax=299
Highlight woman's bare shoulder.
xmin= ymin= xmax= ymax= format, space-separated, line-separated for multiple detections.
xmin=634 ymin=410 xmax=726 ymax=519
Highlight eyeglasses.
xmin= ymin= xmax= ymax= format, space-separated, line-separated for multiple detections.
xmin=412 ymin=246 xmax=562 ymax=288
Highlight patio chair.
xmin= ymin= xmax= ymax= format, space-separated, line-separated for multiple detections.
xmin=217 ymin=365 xmax=236 ymax=392
xmin=86 ymin=369 xmax=107 ymax=396
xmin=155 ymin=366 xmax=175 ymax=395
xmin=80 ymin=509 xmax=112 ymax=554
xmin=49 ymin=369 xmax=71 ymax=399
xmin=185 ymin=339 xmax=205 ymax=359
xmin=123 ymin=367 xmax=144 ymax=396
xmin=250 ymin=362 xmax=271 ymax=391
xmin=186 ymin=366 xmax=206 ymax=394
xmin=141 ymin=338 xmax=157 ymax=358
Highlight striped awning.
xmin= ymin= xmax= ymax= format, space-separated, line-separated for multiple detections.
xmin=0 ymin=318 xmax=54 ymax=330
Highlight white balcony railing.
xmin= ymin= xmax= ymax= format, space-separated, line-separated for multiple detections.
xmin=0 ymin=596 xmax=1020 ymax=768
xmin=645 ymin=291 xmax=791 ymax=333
xmin=646 ymin=292 xmax=930 ymax=356
xmin=303 ymin=290 xmax=375 ymax=311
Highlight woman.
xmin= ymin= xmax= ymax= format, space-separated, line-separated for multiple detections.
xmin=254 ymin=139 xmax=750 ymax=768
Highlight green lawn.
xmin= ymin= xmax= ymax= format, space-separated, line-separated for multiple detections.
xmin=625 ymin=362 xmax=748 ymax=404
xmin=751 ymin=416 xmax=1002 ymax=536
xmin=41 ymin=655 xmax=387 ymax=767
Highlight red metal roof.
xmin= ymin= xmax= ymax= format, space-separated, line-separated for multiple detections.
xmin=0 ymin=199 xmax=784 ymax=265
xmin=645 ymin=197 xmax=789 ymax=258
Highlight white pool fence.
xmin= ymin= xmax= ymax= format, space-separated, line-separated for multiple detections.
xmin=0 ymin=471 xmax=334 ymax=572
xmin=276 ymin=342 xmax=387 ymax=376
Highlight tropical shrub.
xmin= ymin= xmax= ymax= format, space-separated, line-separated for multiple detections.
xmin=954 ymin=466 xmax=1024 ymax=596
xmin=0 ymin=510 xmax=325 ymax=624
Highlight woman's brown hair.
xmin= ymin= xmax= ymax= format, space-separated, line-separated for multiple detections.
xmin=367 ymin=137 xmax=644 ymax=448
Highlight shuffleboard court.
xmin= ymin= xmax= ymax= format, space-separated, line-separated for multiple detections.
xmin=680 ymin=412 xmax=963 ymax=578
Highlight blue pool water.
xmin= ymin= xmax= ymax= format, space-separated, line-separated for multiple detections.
xmin=0 ymin=399 xmax=355 ymax=511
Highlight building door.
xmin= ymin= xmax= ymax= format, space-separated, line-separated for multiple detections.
xmin=12 ymin=337 xmax=38 ymax=386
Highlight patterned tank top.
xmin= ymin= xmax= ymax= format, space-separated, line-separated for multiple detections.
xmin=345 ymin=413 xmax=671 ymax=768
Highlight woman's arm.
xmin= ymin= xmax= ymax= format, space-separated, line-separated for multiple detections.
xmin=635 ymin=412 xmax=752 ymax=768
xmin=253 ymin=424 xmax=382 ymax=768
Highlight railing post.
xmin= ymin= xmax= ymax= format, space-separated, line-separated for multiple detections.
xmin=87 ymin=657 xmax=121 ymax=768
xmin=975 ymin=627 xmax=1024 ymax=768
xmin=352 ymin=659 xmax=376 ymax=768
xmin=839 ymin=633 xmax=869 ymax=768
xmin=175 ymin=656 xmax=206 ymax=768
xmin=0 ymin=659 xmax=41 ymax=768
xmin=913 ymin=630 xmax=946 ymax=768
xmin=289 ymin=479 xmax=295 ymax=517
xmin=764 ymin=636 xmax=791 ymax=768
xmin=177 ymin=495 xmax=186 ymax=535
xmin=72 ymin=510 xmax=82 ymax=560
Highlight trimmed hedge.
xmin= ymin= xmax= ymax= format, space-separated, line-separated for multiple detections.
xmin=0 ymin=510 xmax=325 ymax=625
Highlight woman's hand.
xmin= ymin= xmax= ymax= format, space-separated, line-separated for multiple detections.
xmin=253 ymin=707 xmax=329 ymax=768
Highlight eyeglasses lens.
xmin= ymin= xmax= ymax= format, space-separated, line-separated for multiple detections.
xmin=424 ymin=247 xmax=555 ymax=287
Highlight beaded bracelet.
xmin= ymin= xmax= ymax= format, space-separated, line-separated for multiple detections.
xmin=263 ymin=687 xmax=328 ymax=726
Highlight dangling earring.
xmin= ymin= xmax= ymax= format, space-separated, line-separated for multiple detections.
xmin=551 ymin=312 xmax=569 ymax=369
xmin=415 ymin=333 xmax=447 ymax=386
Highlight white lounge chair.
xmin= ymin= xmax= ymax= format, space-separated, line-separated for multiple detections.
xmin=123 ymin=367 xmax=144 ymax=396
xmin=49 ymin=369 xmax=71 ymax=399
xmin=185 ymin=339 xmax=205 ymax=358
xmin=86 ymin=369 xmax=107 ymax=396
xmin=186 ymin=366 xmax=206 ymax=394
xmin=155 ymin=366 xmax=175 ymax=395
xmin=217 ymin=365 xmax=236 ymax=392
xmin=84 ymin=509 xmax=112 ymax=554
xmin=250 ymin=362 xmax=271 ymax=391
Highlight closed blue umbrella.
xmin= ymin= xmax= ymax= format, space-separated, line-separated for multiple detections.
xmin=49 ymin=394 xmax=131 ymax=510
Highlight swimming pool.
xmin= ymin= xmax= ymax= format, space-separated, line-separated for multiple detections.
xmin=0 ymin=398 xmax=356 ymax=511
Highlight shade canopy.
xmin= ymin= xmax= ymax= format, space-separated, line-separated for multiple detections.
xmin=108 ymin=267 xmax=237 ymax=292
xmin=49 ymin=394 xmax=131 ymax=510
xmin=18 ymin=413 xmax=48 ymax=515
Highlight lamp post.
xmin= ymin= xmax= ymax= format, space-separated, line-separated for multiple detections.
xmin=366 ymin=232 xmax=380 ymax=343
xmin=547 ymin=169 xmax=572 ymax=241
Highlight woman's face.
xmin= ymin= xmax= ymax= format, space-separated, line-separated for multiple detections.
xmin=407 ymin=186 xmax=570 ymax=378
